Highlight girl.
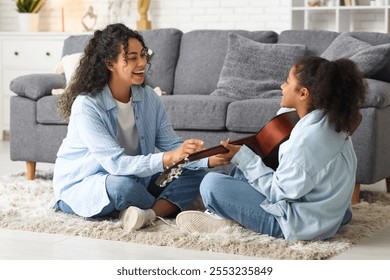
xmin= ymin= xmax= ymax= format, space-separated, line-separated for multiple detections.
xmin=177 ymin=56 xmax=367 ymax=241
xmin=53 ymin=23 xmax=208 ymax=232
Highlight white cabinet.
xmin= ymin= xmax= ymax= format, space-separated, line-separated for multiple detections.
xmin=0 ymin=33 xmax=69 ymax=140
xmin=292 ymin=0 xmax=390 ymax=33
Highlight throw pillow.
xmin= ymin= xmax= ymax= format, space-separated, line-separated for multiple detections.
xmin=62 ymin=52 xmax=83 ymax=85
xmin=10 ymin=74 xmax=66 ymax=101
xmin=211 ymin=33 xmax=306 ymax=100
xmin=51 ymin=52 xmax=83 ymax=95
xmin=321 ymin=33 xmax=390 ymax=76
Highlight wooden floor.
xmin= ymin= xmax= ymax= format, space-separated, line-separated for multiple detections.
xmin=1 ymin=140 xmax=390 ymax=260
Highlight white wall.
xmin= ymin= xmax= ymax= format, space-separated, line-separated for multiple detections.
xmin=0 ymin=0 xmax=291 ymax=33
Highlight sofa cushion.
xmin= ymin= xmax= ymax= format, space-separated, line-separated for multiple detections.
xmin=321 ymin=33 xmax=390 ymax=76
xmin=10 ymin=74 xmax=66 ymax=101
xmin=278 ymin=30 xmax=339 ymax=56
xmin=37 ymin=95 xmax=68 ymax=124
xmin=160 ymin=95 xmax=234 ymax=130
xmin=226 ymin=99 xmax=282 ymax=133
xmin=140 ymin=28 xmax=183 ymax=95
xmin=173 ymin=30 xmax=278 ymax=95
xmin=211 ymin=33 xmax=306 ymax=100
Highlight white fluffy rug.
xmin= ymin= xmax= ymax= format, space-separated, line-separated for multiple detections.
xmin=1 ymin=170 xmax=390 ymax=260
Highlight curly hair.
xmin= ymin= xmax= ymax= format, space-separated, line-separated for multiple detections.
xmin=293 ymin=56 xmax=367 ymax=133
xmin=57 ymin=23 xmax=149 ymax=119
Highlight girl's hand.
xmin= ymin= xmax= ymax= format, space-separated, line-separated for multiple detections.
xmin=208 ymin=139 xmax=241 ymax=168
xmin=163 ymin=139 xmax=205 ymax=168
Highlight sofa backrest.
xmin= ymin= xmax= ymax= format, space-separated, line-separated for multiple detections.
xmin=140 ymin=28 xmax=183 ymax=95
xmin=62 ymin=28 xmax=390 ymax=96
xmin=62 ymin=35 xmax=92 ymax=56
xmin=278 ymin=29 xmax=339 ymax=56
xmin=173 ymin=29 xmax=278 ymax=95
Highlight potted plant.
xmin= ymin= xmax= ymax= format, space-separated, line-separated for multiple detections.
xmin=14 ymin=0 xmax=46 ymax=32
xmin=15 ymin=0 xmax=45 ymax=13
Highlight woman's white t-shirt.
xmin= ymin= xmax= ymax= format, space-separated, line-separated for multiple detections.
xmin=115 ymin=98 xmax=140 ymax=156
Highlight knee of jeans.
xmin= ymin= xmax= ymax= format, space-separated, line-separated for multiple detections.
xmin=200 ymin=173 xmax=223 ymax=206
xmin=106 ymin=176 xmax=142 ymax=208
xmin=108 ymin=182 xmax=132 ymax=198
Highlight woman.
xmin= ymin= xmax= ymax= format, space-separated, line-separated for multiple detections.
xmin=177 ymin=56 xmax=367 ymax=241
xmin=53 ymin=23 xmax=208 ymax=232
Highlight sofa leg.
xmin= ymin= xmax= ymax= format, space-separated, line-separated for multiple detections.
xmin=26 ymin=161 xmax=36 ymax=180
xmin=351 ymin=184 xmax=360 ymax=205
xmin=386 ymin=178 xmax=390 ymax=193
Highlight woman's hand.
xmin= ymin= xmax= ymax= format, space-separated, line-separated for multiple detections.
xmin=163 ymin=139 xmax=206 ymax=168
xmin=208 ymin=139 xmax=241 ymax=168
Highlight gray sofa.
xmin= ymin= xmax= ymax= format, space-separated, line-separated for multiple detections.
xmin=9 ymin=28 xmax=390 ymax=203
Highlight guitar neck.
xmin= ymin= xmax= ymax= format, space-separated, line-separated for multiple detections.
xmin=187 ymin=135 xmax=259 ymax=162
xmin=155 ymin=135 xmax=259 ymax=187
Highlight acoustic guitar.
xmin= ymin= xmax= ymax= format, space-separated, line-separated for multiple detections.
xmin=155 ymin=110 xmax=300 ymax=187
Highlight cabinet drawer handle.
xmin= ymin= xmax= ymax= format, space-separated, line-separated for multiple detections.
xmin=14 ymin=51 xmax=19 ymax=56
xmin=46 ymin=52 xmax=51 ymax=56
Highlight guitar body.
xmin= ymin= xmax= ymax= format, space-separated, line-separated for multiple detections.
xmin=252 ymin=110 xmax=300 ymax=169
xmin=156 ymin=111 xmax=300 ymax=187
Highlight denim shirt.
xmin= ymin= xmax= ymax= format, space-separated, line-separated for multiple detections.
xmin=53 ymin=85 xmax=207 ymax=216
xmin=231 ymin=109 xmax=356 ymax=241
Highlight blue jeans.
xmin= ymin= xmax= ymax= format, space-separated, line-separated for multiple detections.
xmin=200 ymin=168 xmax=285 ymax=239
xmin=56 ymin=168 xmax=208 ymax=218
xmin=200 ymin=168 xmax=353 ymax=239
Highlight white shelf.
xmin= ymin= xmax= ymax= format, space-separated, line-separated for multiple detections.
xmin=292 ymin=6 xmax=388 ymax=10
xmin=291 ymin=0 xmax=390 ymax=32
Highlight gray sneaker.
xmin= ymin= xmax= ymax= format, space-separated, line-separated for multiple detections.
xmin=120 ymin=206 xmax=156 ymax=232
xmin=176 ymin=210 xmax=235 ymax=233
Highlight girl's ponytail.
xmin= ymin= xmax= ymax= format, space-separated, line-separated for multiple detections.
xmin=294 ymin=56 xmax=367 ymax=133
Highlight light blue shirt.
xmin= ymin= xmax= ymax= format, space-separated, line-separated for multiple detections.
xmin=231 ymin=109 xmax=356 ymax=241
xmin=53 ymin=85 xmax=207 ymax=217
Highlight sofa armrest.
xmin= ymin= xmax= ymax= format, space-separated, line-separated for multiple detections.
xmin=10 ymin=73 xmax=66 ymax=101
xmin=364 ymin=78 xmax=390 ymax=108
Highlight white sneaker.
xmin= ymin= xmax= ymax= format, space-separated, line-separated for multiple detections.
xmin=119 ymin=206 xmax=156 ymax=232
xmin=176 ymin=210 xmax=235 ymax=233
